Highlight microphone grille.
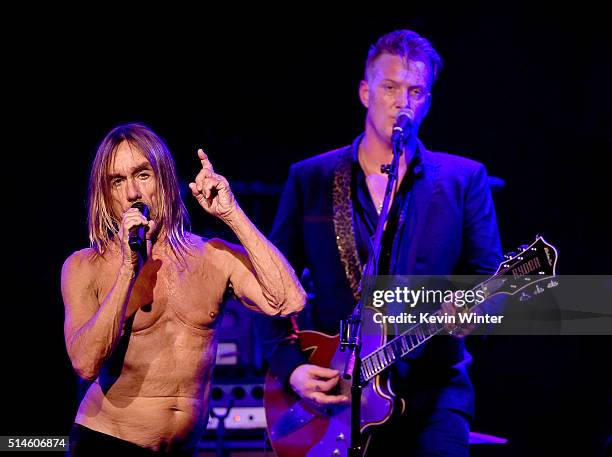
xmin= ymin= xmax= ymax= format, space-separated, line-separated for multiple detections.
xmin=397 ymin=108 xmax=414 ymax=120
xmin=131 ymin=202 xmax=150 ymax=218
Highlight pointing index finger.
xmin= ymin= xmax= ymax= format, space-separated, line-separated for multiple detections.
xmin=197 ymin=149 xmax=214 ymax=170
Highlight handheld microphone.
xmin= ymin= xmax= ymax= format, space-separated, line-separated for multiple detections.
xmin=391 ymin=109 xmax=414 ymax=143
xmin=128 ymin=202 xmax=150 ymax=253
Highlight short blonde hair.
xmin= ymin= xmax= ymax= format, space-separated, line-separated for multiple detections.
xmin=365 ymin=29 xmax=443 ymax=83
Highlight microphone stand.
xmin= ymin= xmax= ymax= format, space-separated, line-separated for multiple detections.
xmin=341 ymin=131 xmax=406 ymax=457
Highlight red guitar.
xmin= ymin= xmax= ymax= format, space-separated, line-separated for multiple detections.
xmin=264 ymin=236 xmax=559 ymax=457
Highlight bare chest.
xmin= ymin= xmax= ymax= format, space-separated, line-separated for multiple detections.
xmin=94 ymin=255 xmax=229 ymax=332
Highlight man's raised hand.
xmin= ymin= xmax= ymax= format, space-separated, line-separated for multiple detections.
xmin=189 ymin=149 xmax=237 ymax=220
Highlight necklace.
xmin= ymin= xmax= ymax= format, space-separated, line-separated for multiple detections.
xmin=359 ymin=154 xmax=388 ymax=215
xmin=358 ymin=150 xmax=409 ymax=215
xmin=365 ymin=177 xmax=385 ymax=214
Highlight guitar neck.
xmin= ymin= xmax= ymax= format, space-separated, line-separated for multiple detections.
xmin=359 ymin=236 xmax=558 ymax=383
xmin=360 ymin=275 xmax=510 ymax=383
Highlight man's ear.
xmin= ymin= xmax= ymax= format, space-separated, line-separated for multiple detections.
xmin=359 ymin=80 xmax=369 ymax=108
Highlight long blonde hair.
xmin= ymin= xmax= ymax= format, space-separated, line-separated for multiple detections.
xmin=87 ymin=123 xmax=192 ymax=260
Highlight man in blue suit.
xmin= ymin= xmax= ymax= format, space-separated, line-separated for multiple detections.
xmin=260 ymin=29 xmax=503 ymax=456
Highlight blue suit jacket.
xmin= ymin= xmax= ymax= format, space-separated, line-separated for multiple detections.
xmin=259 ymin=135 xmax=503 ymax=416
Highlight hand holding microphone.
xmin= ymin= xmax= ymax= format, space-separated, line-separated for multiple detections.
xmin=118 ymin=202 xmax=156 ymax=270
xmin=128 ymin=202 xmax=150 ymax=254
xmin=118 ymin=202 xmax=154 ymax=271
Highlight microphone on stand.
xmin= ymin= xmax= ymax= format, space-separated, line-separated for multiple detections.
xmin=391 ymin=108 xmax=414 ymax=144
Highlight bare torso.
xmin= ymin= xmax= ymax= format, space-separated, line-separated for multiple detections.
xmin=75 ymin=235 xmax=230 ymax=451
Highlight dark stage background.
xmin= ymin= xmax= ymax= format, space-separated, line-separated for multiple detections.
xmin=3 ymin=9 xmax=611 ymax=456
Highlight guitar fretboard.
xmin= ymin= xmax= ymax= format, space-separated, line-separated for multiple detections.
xmin=358 ymin=237 xmax=557 ymax=383
xmin=360 ymin=279 xmax=499 ymax=382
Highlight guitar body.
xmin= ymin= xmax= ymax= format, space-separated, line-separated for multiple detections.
xmin=264 ymin=307 xmax=399 ymax=457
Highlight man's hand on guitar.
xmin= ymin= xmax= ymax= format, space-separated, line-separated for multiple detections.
xmin=440 ymin=299 xmax=479 ymax=338
xmin=289 ymin=364 xmax=350 ymax=408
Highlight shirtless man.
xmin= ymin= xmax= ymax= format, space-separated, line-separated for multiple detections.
xmin=61 ymin=123 xmax=306 ymax=455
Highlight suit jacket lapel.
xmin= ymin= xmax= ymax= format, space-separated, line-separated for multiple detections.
xmin=394 ymin=143 xmax=438 ymax=275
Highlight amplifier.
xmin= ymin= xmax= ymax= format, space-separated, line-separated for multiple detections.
xmin=207 ymin=406 xmax=266 ymax=430
xmin=210 ymin=383 xmax=264 ymax=408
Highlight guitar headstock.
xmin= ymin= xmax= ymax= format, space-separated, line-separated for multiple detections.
xmin=481 ymin=236 xmax=559 ymax=300
xmin=495 ymin=235 xmax=558 ymax=277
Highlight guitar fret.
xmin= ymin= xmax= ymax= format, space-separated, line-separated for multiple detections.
xmin=416 ymin=327 xmax=424 ymax=341
xmin=410 ymin=334 xmax=418 ymax=347
xmin=429 ymin=324 xmax=436 ymax=335
xmin=390 ymin=341 xmax=397 ymax=358
xmin=379 ymin=350 xmax=388 ymax=367
xmin=393 ymin=340 xmax=402 ymax=357
xmin=429 ymin=323 xmax=438 ymax=335
xmin=379 ymin=351 xmax=387 ymax=367
xmin=362 ymin=359 xmax=370 ymax=379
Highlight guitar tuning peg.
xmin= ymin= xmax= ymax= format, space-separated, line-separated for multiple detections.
xmin=518 ymin=244 xmax=529 ymax=252
xmin=546 ymin=279 xmax=559 ymax=288
xmin=504 ymin=251 xmax=517 ymax=260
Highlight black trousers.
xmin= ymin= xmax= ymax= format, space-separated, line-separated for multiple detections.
xmin=67 ymin=424 xmax=196 ymax=456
